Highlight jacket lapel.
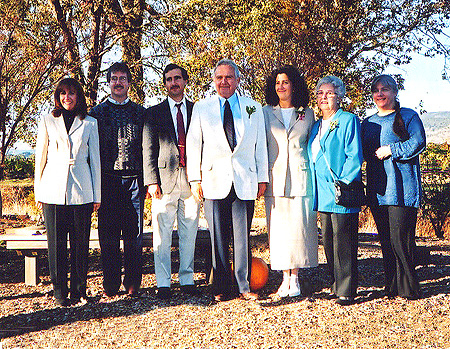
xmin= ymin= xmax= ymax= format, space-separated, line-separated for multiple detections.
xmin=272 ymin=105 xmax=284 ymax=127
xmin=162 ymin=99 xmax=178 ymax=144
xmin=287 ymin=108 xmax=298 ymax=134
xmin=54 ymin=115 xmax=70 ymax=145
xmin=186 ymin=99 xmax=193 ymax=131
xmin=68 ymin=115 xmax=83 ymax=136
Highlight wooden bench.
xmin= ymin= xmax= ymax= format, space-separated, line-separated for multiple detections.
xmin=0 ymin=226 xmax=211 ymax=286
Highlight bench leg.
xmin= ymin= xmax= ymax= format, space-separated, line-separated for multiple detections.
xmin=24 ymin=255 xmax=39 ymax=286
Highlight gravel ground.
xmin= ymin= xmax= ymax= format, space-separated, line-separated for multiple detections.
xmin=1 ymin=218 xmax=450 ymax=349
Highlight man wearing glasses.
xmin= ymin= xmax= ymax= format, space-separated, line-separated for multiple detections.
xmin=90 ymin=62 xmax=146 ymax=300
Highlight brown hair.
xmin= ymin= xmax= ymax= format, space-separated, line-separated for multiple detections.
xmin=52 ymin=78 xmax=87 ymax=118
xmin=371 ymin=74 xmax=408 ymax=141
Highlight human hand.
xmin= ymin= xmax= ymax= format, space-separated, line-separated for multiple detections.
xmin=190 ymin=182 xmax=203 ymax=202
xmin=147 ymin=184 xmax=162 ymax=199
xmin=375 ymin=145 xmax=392 ymax=160
xmin=257 ymin=182 xmax=267 ymax=199
xmin=93 ymin=203 xmax=101 ymax=212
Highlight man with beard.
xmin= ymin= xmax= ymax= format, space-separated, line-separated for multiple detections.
xmin=90 ymin=62 xmax=146 ymax=299
xmin=142 ymin=64 xmax=200 ymax=299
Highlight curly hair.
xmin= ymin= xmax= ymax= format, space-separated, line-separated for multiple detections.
xmin=264 ymin=65 xmax=309 ymax=109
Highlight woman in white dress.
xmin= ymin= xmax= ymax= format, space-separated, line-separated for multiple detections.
xmin=263 ymin=65 xmax=318 ymax=297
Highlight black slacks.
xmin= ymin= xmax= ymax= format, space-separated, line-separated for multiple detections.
xmin=370 ymin=205 xmax=421 ymax=298
xmin=43 ymin=203 xmax=93 ymax=300
xmin=320 ymin=212 xmax=359 ymax=298
xmin=204 ymin=186 xmax=254 ymax=295
xmin=98 ymin=173 xmax=145 ymax=296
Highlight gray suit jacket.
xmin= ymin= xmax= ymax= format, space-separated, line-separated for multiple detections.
xmin=142 ymin=98 xmax=194 ymax=194
xmin=263 ymin=105 xmax=314 ymax=197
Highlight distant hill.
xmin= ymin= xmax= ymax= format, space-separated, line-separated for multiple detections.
xmin=6 ymin=149 xmax=34 ymax=157
xmin=420 ymin=111 xmax=450 ymax=144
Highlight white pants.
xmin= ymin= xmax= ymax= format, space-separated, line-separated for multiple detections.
xmin=152 ymin=168 xmax=200 ymax=287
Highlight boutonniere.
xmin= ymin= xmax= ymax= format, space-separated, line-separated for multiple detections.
xmin=295 ymin=107 xmax=306 ymax=120
xmin=246 ymin=106 xmax=256 ymax=118
xmin=330 ymin=120 xmax=339 ymax=131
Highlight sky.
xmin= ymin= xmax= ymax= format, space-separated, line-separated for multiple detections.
xmin=386 ymin=53 xmax=450 ymax=113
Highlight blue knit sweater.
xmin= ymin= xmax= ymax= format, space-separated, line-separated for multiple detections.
xmin=361 ymin=107 xmax=426 ymax=208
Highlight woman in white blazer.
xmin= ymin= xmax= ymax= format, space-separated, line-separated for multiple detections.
xmin=35 ymin=78 xmax=101 ymax=306
xmin=263 ymin=65 xmax=318 ymax=298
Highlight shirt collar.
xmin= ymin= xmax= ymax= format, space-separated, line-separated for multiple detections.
xmin=167 ymin=96 xmax=186 ymax=110
xmin=218 ymin=92 xmax=239 ymax=109
xmin=108 ymin=96 xmax=130 ymax=105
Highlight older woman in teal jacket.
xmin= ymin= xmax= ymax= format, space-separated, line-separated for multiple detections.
xmin=307 ymin=76 xmax=363 ymax=306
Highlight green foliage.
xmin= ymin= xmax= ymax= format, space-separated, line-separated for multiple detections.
xmin=3 ymin=155 xmax=35 ymax=180
xmin=421 ymin=170 xmax=450 ymax=239
xmin=421 ymin=143 xmax=450 ymax=171
xmin=160 ymin=0 xmax=450 ymax=115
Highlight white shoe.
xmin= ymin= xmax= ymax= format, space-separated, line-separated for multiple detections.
xmin=289 ymin=277 xmax=301 ymax=297
xmin=276 ymin=281 xmax=290 ymax=298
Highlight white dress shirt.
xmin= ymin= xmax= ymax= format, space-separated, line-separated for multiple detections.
xmin=218 ymin=93 xmax=244 ymax=143
xmin=167 ymin=96 xmax=188 ymax=139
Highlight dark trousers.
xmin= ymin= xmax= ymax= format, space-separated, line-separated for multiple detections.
xmin=98 ymin=174 xmax=145 ymax=296
xmin=320 ymin=212 xmax=359 ymax=298
xmin=370 ymin=205 xmax=421 ymax=298
xmin=42 ymin=203 xmax=93 ymax=300
xmin=204 ymin=186 xmax=254 ymax=295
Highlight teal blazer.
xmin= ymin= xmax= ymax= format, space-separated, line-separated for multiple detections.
xmin=307 ymin=109 xmax=363 ymax=214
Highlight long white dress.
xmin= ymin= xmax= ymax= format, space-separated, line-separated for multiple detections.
xmin=263 ymin=105 xmax=318 ymax=270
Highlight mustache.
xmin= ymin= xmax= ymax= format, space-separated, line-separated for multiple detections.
xmin=170 ymin=85 xmax=180 ymax=90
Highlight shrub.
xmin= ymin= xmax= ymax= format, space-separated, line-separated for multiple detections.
xmin=421 ymin=170 xmax=450 ymax=239
xmin=3 ymin=155 xmax=35 ymax=179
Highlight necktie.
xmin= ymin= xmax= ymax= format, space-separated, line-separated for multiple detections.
xmin=176 ymin=103 xmax=186 ymax=167
xmin=223 ymin=100 xmax=236 ymax=150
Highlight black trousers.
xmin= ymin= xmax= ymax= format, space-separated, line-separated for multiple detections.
xmin=370 ymin=205 xmax=421 ymax=298
xmin=204 ymin=186 xmax=254 ymax=295
xmin=98 ymin=174 xmax=145 ymax=296
xmin=320 ymin=212 xmax=359 ymax=298
xmin=42 ymin=203 xmax=93 ymax=300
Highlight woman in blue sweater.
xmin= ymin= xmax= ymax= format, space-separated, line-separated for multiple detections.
xmin=361 ymin=74 xmax=426 ymax=300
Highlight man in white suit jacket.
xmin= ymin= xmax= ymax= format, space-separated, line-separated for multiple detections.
xmin=186 ymin=59 xmax=268 ymax=301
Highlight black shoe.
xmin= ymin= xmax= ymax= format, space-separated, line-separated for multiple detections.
xmin=71 ymin=296 xmax=95 ymax=305
xmin=180 ymin=284 xmax=201 ymax=296
xmin=54 ymin=298 xmax=70 ymax=307
xmin=335 ymin=297 xmax=355 ymax=306
xmin=156 ymin=287 xmax=172 ymax=300
xmin=325 ymin=293 xmax=338 ymax=300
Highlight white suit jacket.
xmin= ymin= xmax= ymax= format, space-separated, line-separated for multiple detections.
xmin=34 ymin=113 xmax=101 ymax=205
xmin=186 ymin=95 xmax=269 ymax=200
xmin=263 ymin=105 xmax=314 ymax=197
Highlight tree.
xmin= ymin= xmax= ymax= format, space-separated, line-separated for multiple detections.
xmin=0 ymin=0 xmax=65 ymax=170
xmin=160 ymin=0 xmax=450 ymax=111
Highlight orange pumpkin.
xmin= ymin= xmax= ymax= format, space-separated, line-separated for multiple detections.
xmin=250 ymin=257 xmax=269 ymax=291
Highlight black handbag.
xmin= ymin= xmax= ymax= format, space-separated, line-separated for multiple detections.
xmin=334 ymin=179 xmax=366 ymax=208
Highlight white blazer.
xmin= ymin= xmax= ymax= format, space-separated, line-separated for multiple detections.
xmin=186 ymin=95 xmax=269 ymax=200
xmin=34 ymin=113 xmax=101 ymax=205
xmin=263 ymin=105 xmax=314 ymax=197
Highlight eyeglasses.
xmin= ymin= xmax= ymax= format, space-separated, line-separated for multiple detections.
xmin=316 ymin=91 xmax=336 ymax=98
xmin=110 ymin=76 xmax=128 ymax=83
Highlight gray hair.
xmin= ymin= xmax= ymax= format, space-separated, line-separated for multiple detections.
xmin=212 ymin=59 xmax=241 ymax=79
xmin=371 ymin=74 xmax=398 ymax=95
xmin=315 ymin=75 xmax=346 ymax=100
